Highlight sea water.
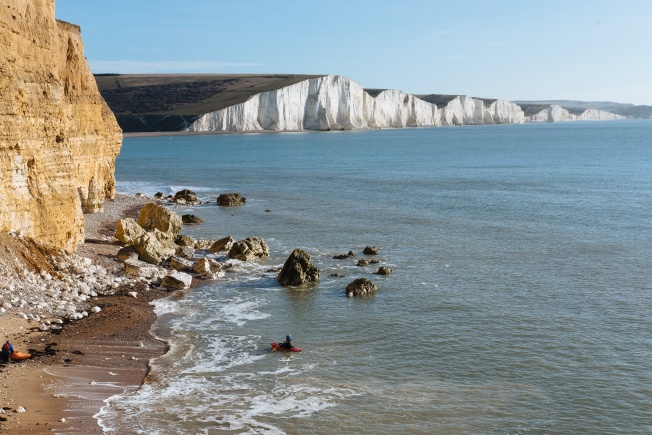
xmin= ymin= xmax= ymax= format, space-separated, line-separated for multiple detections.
xmin=97 ymin=121 xmax=652 ymax=434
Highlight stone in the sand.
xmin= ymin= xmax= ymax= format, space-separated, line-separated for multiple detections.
xmin=137 ymin=203 xmax=183 ymax=238
xmin=182 ymin=214 xmax=203 ymax=224
xmin=277 ymin=249 xmax=320 ymax=286
xmin=174 ymin=189 xmax=199 ymax=203
xmin=363 ymin=246 xmax=379 ymax=255
xmin=217 ymin=193 xmax=246 ymax=206
xmin=133 ymin=229 xmax=177 ymax=264
xmin=228 ymin=237 xmax=269 ymax=261
xmin=123 ymin=258 xmax=167 ymax=280
xmin=162 ymin=270 xmax=193 ymax=290
xmin=175 ymin=245 xmax=196 ymax=259
xmin=91 ymin=306 xmax=101 ymax=313
xmin=345 ymin=278 xmax=378 ymax=297
xmin=175 ymin=234 xmax=196 ymax=247
xmin=333 ymin=251 xmax=356 ymax=259
xmin=115 ymin=218 xmax=146 ymax=245
xmin=117 ymin=245 xmax=138 ymax=261
xmin=376 ymin=266 xmax=394 ymax=275
xmin=209 ymin=236 xmax=235 ymax=253
xmin=170 ymin=256 xmax=194 ymax=272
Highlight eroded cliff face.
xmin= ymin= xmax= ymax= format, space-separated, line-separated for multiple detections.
xmin=525 ymin=105 xmax=627 ymax=122
xmin=186 ymin=76 xmax=527 ymax=133
xmin=0 ymin=0 xmax=121 ymax=252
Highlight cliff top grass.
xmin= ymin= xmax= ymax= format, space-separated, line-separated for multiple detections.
xmin=95 ymin=74 xmax=325 ymax=117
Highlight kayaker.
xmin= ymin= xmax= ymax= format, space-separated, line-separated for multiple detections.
xmin=279 ymin=335 xmax=293 ymax=349
xmin=1 ymin=340 xmax=14 ymax=364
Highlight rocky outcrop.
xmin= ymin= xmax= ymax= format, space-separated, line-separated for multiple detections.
xmin=228 ymin=237 xmax=269 ymax=261
xmin=345 ymin=278 xmax=378 ymax=297
xmin=137 ymin=203 xmax=182 ymax=238
xmin=526 ymin=105 xmax=627 ymax=122
xmin=217 ymin=193 xmax=246 ymax=206
xmin=0 ymin=0 xmax=122 ymax=252
xmin=277 ymin=249 xmax=320 ymax=286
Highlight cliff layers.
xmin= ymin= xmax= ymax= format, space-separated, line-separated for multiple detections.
xmin=0 ymin=0 xmax=121 ymax=252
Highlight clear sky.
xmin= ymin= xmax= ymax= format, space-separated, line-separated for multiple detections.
xmin=56 ymin=0 xmax=652 ymax=105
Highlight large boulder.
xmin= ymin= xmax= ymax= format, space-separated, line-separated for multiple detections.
xmin=175 ymin=234 xmax=196 ymax=247
xmin=170 ymin=256 xmax=194 ymax=272
xmin=182 ymin=214 xmax=203 ymax=224
xmin=115 ymin=218 xmax=146 ymax=245
xmin=209 ymin=236 xmax=235 ymax=253
xmin=162 ymin=270 xmax=193 ymax=290
xmin=376 ymin=266 xmax=394 ymax=275
xmin=363 ymin=246 xmax=379 ymax=255
xmin=193 ymin=258 xmax=225 ymax=279
xmin=345 ymin=278 xmax=378 ymax=297
xmin=217 ymin=193 xmax=246 ymax=206
xmin=137 ymin=203 xmax=183 ymax=238
xmin=174 ymin=189 xmax=199 ymax=203
xmin=123 ymin=258 xmax=167 ymax=280
xmin=133 ymin=229 xmax=177 ymax=264
xmin=228 ymin=237 xmax=269 ymax=261
xmin=175 ymin=245 xmax=196 ymax=259
xmin=277 ymin=249 xmax=320 ymax=286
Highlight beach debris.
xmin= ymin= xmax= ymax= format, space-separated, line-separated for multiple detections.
xmin=59 ymin=418 xmax=66 ymax=422
xmin=128 ymin=292 xmax=138 ymax=298
xmin=345 ymin=278 xmax=378 ymax=297
xmin=16 ymin=406 xmax=25 ymax=413
xmin=108 ymin=371 xmax=118 ymax=376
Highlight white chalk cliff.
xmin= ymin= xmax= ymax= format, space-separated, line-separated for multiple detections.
xmin=186 ymin=75 xmax=624 ymax=133
xmin=526 ymin=105 xmax=627 ymax=122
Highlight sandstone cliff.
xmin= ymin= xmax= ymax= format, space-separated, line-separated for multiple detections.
xmin=0 ymin=0 xmax=121 ymax=252
xmin=186 ymin=76 xmax=527 ymax=133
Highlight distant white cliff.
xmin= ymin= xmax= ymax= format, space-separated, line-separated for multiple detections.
xmin=526 ymin=105 xmax=627 ymax=122
xmin=186 ymin=75 xmax=624 ymax=133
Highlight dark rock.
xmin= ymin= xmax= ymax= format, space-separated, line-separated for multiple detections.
xmin=277 ymin=249 xmax=320 ymax=286
xmin=182 ymin=214 xmax=203 ymax=224
xmin=363 ymin=246 xmax=379 ymax=255
xmin=154 ymin=192 xmax=164 ymax=198
xmin=333 ymin=250 xmax=356 ymax=259
xmin=330 ymin=273 xmax=345 ymax=278
xmin=228 ymin=237 xmax=269 ymax=261
xmin=267 ymin=267 xmax=283 ymax=273
xmin=217 ymin=193 xmax=246 ymax=206
xmin=174 ymin=189 xmax=199 ymax=203
xmin=265 ymin=209 xmax=272 ymax=212
xmin=346 ymin=278 xmax=378 ymax=297
xmin=357 ymin=259 xmax=369 ymax=266
xmin=376 ymin=266 xmax=394 ymax=275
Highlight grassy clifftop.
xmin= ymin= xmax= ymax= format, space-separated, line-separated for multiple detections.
xmin=95 ymin=74 xmax=324 ymax=132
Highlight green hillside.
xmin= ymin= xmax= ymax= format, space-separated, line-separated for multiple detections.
xmin=95 ymin=74 xmax=324 ymax=132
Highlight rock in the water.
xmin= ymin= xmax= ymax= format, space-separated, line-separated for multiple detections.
xmin=217 ymin=193 xmax=246 ymax=206
xmin=133 ymin=229 xmax=177 ymax=264
xmin=115 ymin=218 xmax=146 ymax=245
xmin=228 ymin=237 xmax=269 ymax=261
xmin=209 ymin=236 xmax=235 ymax=253
xmin=193 ymin=258 xmax=225 ymax=279
xmin=174 ymin=189 xmax=199 ymax=203
xmin=194 ymin=239 xmax=215 ymax=251
xmin=277 ymin=249 xmax=320 ymax=286
xmin=357 ymin=259 xmax=369 ymax=266
xmin=182 ymin=214 xmax=203 ymax=224
xmin=162 ymin=270 xmax=193 ymax=290
xmin=345 ymin=278 xmax=378 ymax=297
xmin=137 ymin=203 xmax=183 ymax=238
xmin=123 ymin=258 xmax=167 ymax=280
xmin=376 ymin=266 xmax=393 ymax=275
xmin=154 ymin=192 xmax=164 ymax=198
xmin=363 ymin=246 xmax=379 ymax=255
xmin=333 ymin=251 xmax=356 ymax=259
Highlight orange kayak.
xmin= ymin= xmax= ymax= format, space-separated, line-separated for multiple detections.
xmin=10 ymin=352 xmax=31 ymax=360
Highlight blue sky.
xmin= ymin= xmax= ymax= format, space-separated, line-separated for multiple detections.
xmin=56 ymin=0 xmax=652 ymax=105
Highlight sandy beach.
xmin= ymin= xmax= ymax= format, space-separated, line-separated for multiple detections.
xmin=0 ymin=195 xmax=169 ymax=433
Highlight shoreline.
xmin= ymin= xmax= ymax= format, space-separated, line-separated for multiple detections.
xmin=0 ymin=194 xmax=170 ymax=433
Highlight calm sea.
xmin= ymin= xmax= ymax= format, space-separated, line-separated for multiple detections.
xmin=98 ymin=121 xmax=652 ymax=434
